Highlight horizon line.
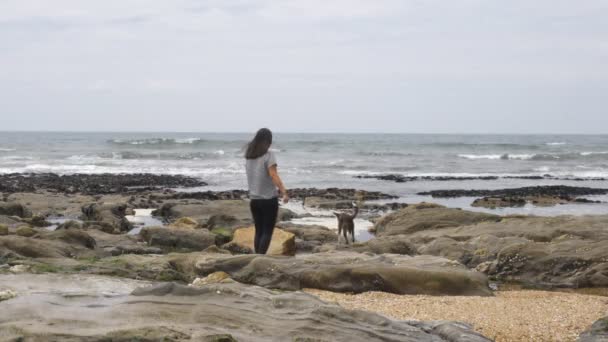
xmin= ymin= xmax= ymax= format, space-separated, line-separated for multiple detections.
xmin=0 ymin=130 xmax=607 ymax=136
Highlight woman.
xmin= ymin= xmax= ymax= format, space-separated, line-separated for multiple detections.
xmin=245 ymin=128 xmax=289 ymax=254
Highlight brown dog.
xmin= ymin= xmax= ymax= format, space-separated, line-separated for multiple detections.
xmin=334 ymin=202 xmax=359 ymax=244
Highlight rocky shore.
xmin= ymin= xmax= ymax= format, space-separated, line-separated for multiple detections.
xmin=356 ymin=173 xmax=608 ymax=182
xmin=1 ymin=172 xmax=607 ymax=341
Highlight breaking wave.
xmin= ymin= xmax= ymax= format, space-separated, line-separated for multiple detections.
xmin=107 ymin=138 xmax=206 ymax=146
xmin=458 ymin=152 xmax=608 ymax=161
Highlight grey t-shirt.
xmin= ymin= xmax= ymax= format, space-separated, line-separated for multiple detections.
xmin=246 ymin=151 xmax=279 ymax=199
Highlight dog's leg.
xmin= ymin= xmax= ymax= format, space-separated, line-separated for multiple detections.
xmin=351 ymin=229 xmax=356 ymax=244
xmin=343 ymin=225 xmax=349 ymax=244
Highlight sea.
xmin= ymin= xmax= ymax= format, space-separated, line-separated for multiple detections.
xmin=2 ymin=132 xmax=608 ymax=218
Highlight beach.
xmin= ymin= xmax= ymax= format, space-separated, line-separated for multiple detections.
xmin=1 ymin=133 xmax=608 ymax=341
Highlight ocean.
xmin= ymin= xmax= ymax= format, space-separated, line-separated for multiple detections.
xmin=2 ymin=132 xmax=608 ymax=216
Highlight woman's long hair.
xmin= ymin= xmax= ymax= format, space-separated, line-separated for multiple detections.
xmin=245 ymin=128 xmax=273 ymax=159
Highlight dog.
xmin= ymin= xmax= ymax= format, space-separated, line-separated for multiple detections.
xmin=334 ymin=202 xmax=359 ymax=244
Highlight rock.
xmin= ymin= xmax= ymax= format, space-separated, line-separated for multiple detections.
xmin=0 ymin=215 xmax=20 ymax=226
xmin=23 ymin=214 xmax=52 ymax=227
xmin=0 ymin=289 xmax=17 ymax=302
xmin=43 ymin=229 xmax=97 ymax=249
xmin=419 ymin=185 xmax=608 ymax=198
xmin=81 ymin=203 xmax=132 ymax=233
xmin=0 ymin=172 xmax=206 ymax=194
xmin=472 ymin=196 xmax=527 ymax=208
xmin=169 ymin=217 xmax=199 ymax=229
xmin=195 ymin=251 xmax=492 ymax=296
xmin=0 ymin=202 xmax=32 ymax=218
xmin=221 ymin=241 xmax=254 ymax=254
xmin=55 ymin=220 xmax=83 ymax=230
xmin=277 ymin=223 xmax=338 ymax=252
xmin=206 ymin=214 xmax=240 ymax=229
xmin=374 ymin=203 xmax=501 ymax=237
xmin=9 ymin=265 xmax=31 ymax=273
xmin=303 ymin=196 xmax=353 ymax=209
xmin=0 ymin=224 xmax=8 ymax=236
xmin=580 ymin=316 xmax=608 ymax=342
xmin=0 ymin=273 xmax=492 ymax=341
xmin=230 ymin=226 xmax=296 ymax=256
xmin=210 ymin=227 xmax=233 ymax=245
xmin=372 ymin=207 xmax=608 ymax=288
xmin=313 ymin=235 xmax=416 ymax=256
xmin=190 ymin=271 xmax=233 ymax=286
xmin=0 ymin=235 xmax=95 ymax=260
xmin=106 ymin=245 xmax=163 ymax=256
xmin=15 ymin=226 xmax=36 ymax=237
xmin=140 ymin=227 xmax=216 ymax=252
xmin=153 ymin=200 xmax=298 ymax=227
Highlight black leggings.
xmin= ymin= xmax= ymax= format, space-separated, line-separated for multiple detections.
xmin=249 ymin=197 xmax=279 ymax=254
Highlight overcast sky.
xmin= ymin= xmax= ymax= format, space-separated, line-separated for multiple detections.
xmin=1 ymin=1 xmax=607 ymax=134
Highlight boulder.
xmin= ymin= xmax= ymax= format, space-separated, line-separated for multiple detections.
xmin=0 ymin=224 xmax=8 ymax=236
xmin=277 ymin=223 xmax=337 ymax=252
xmin=15 ymin=226 xmax=36 ymax=237
xmin=374 ymin=203 xmax=501 ymax=237
xmin=140 ymin=227 xmax=216 ymax=252
xmin=194 ymin=251 xmax=492 ymax=296
xmin=55 ymin=220 xmax=83 ymax=230
xmin=169 ymin=217 xmax=199 ymax=229
xmin=81 ymin=203 xmax=132 ymax=233
xmin=43 ymin=229 xmax=97 ymax=249
xmin=580 ymin=316 xmax=608 ymax=342
xmin=190 ymin=271 xmax=233 ymax=286
xmin=0 ymin=203 xmax=32 ymax=218
xmin=230 ymin=226 xmax=296 ymax=256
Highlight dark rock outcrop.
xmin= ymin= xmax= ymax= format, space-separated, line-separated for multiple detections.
xmin=0 ymin=202 xmax=32 ymax=218
xmin=0 ymin=172 xmax=206 ymax=194
xmin=419 ymin=185 xmax=608 ymax=198
xmin=81 ymin=203 xmax=132 ymax=233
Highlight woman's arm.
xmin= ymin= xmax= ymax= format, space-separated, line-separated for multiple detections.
xmin=268 ymin=164 xmax=289 ymax=203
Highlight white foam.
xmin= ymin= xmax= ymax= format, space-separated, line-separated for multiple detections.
xmin=214 ymin=150 xmax=225 ymax=156
xmin=0 ymin=148 xmax=16 ymax=152
xmin=458 ymin=153 xmax=535 ymax=160
xmin=546 ymin=142 xmax=567 ymax=146
xmin=458 ymin=154 xmax=502 ymax=160
xmin=580 ymin=151 xmax=608 ymax=156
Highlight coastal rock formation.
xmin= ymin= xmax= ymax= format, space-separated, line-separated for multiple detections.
xmin=0 ymin=172 xmax=206 ymax=194
xmin=229 ymin=226 xmax=296 ymax=256
xmin=140 ymin=227 xmax=217 ymax=252
xmin=81 ymin=203 xmax=132 ymax=233
xmin=374 ymin=204 xmax=608 ymax=288
xmin=419 ymin=185 xmax=608 ymax=198
xmin=580 ymin=316 xmax=608 ymax=342
xmin=0 ymin=202 xmax=32 ymax=218
xmin=373 ymin=202 xmax=501 ymax=236
xmin=194 ymin=251 xmax=492 ymax=296
xmin=0 ymin=273 xmax=492 ymax=341
xmin=472 ymin=195 xmax=602 ymax=208
xmin=277 ymin=223 xmax=338 ymax=252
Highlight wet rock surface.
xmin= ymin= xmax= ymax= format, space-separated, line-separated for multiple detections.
xmin=356 ymin=173 xmax=608 ymax=183
xmin=0 ymin=273 xmax=492 ymax=342
xmin=0 ymin=172 xmax=207 ymax=194
xmin=81 ymin=202 xmax=133 ymax=233
xmin=418 ymin=185 xmax=608 ymax=198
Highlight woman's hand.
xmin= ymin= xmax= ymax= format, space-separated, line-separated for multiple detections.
xmin=281 ymin=192 xmax=290 ymax=204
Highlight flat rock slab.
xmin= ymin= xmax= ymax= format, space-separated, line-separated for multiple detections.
xmin=0 ymin=273 xmax=491 ymax=342
xmin=194 ymin=251 xmax=492 ymax=296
